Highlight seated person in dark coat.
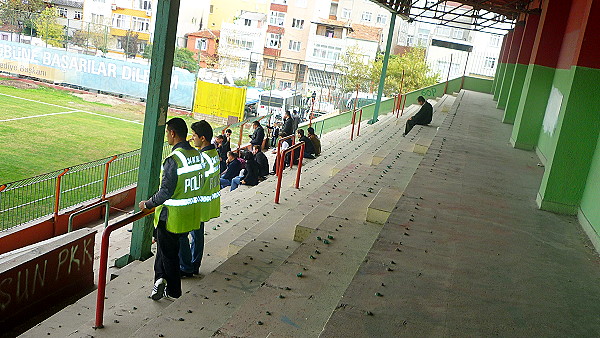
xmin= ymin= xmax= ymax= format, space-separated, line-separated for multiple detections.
xmin=253 ymin=145 xmax=270 ymax=179
xmin=293 ymin=128 xmax=316 ymax=162
xmin=249 ymin=121 xmax=265 ymax=147
xmin=220 ymin=151 xmax=242 ymax=189
xmin=230 ymin=151 xmax=259 ymax=191
xmin=404 ymin=96 xmax=433 ymax=136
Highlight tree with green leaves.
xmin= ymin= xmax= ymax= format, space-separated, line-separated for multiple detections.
xmin=0 ymin=0 xmax=44 ymax=35
xmin=370 ymin=47 xmax=440 ymax=96
xmin=338 ymin=45 xmax=373 ymax=94
xmin=142 ymin=44 xmax=200 ymax=73
xmin=123 ymin=30 xmax=140 ymax=58
xmin=34 ymin=7 xmax=64 ymax=48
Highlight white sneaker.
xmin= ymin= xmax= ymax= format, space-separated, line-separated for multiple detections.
xmin=151 ymin=278 xmax=167 ymax=300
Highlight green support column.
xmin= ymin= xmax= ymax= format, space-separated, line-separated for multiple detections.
xmin=537 ymin=0 xmax=600 ymax=214
xmin=537 ymin=66 xmax=600 ymax=214
xmin=491 ymin=34 xmax=508 ymax=99
xmin=370 ymin=12 xmax=396 ymax=124
xmin=503 ymin=13 xmax=541 ymax=124
xmin=511 ymin=0 xmax=572 ymax=150
xmin=120 ymin=0 xmax=181 ymax=265
xmin=497 ymin=23 xmax=524 ymax=110
xmin=492 ymin=62 xmax=506 ymax=100
xmin=494 ymin=30 xmax=513 ymax=101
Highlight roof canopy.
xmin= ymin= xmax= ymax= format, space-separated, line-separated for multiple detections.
xmin=371 ymin=0 xmax=538 ymax=32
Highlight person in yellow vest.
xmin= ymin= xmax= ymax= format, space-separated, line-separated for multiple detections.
xmin=139 ymin=117 xmax=207 ymax=300
xmin=179 ymin=120 xmax=221 ymax=277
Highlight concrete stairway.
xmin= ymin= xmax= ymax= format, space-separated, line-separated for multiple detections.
xmin=23 ymin=96 xmax=454 ymax=337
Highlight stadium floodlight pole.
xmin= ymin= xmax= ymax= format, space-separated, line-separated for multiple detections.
xmin=120 ymin=0 xmax=181 ymax=265
xmin=370 ymin=12 xmax=396 ymax=125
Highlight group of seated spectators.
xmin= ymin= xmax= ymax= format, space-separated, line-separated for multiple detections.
xmin=215 ymin=112 xmax=322 ymax=192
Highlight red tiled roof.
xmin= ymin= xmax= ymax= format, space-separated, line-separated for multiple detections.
xmin=187 ymin=29 xmax=220 ymax=39
xmin=348 ymin=24 xmax=382 ymax=42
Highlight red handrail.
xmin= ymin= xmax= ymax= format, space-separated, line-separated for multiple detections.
xmin=275 ymin=134 xmax=295 ymax=176
xmin=101 ymin=156 xmax=118 ymax=200
xmin=400 ymin=94 xmax=407 ymax=116
xmin=396 ymin=70 xmax=405 ymax=118
xmin=53 ymin=168 xmax=69 ymax=235
xmin=274 ymin=141 xmax=305 ymax=204
xmin=356 ymin=109 xmax=363 ymax=136
xmin=350 ymin=109 xmax=357 ymax=141
xmin=95 ymin=208 xmax=155 ymax=329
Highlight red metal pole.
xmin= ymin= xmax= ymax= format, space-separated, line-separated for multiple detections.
xmin=0 ymin=184 xmax=6 ymax=193
xmin=53 ymin=168 xmax=69 ymax=235
xmin=357 ymin=109 xmax=363 ymax=136
xmin=400 ymin=94 xmax=407 ymax=117
xmin=101 ymin=156 xmax=118 ymax=200
xmin=295 ymin=143 xmax=304 ymax=189
xmin=95 ymin=209 xmax=154 ymax=329
xmin=289 ymin=135 xmax=296 ymax=169
xmin=274 ymin=154 xmax=284 ymax=204
xmin=350 ymin=109 xmax=356 ymax=141
xmin=237 ymin=124 xmax=244 ymax=155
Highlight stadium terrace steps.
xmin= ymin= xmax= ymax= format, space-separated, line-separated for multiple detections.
xmin=23 ymin=96 xmax=453 ymax=337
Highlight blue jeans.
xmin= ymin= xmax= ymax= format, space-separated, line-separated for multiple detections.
xmin=220 ymin=177 xmax=231 ymax=189
xmin=230 ymin=175 xmax=243 ymax=191
xmin=178 ymin=223 xmax=204 ymax=274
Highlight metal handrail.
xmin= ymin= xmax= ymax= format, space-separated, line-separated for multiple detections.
xmin=95 ymin=208 xmax=155 ymax=329
xmin=356 ymin=109 xmax=363 ymax=137
xmin=351 ymin=109 xmax=357 ymax=141
xmin=67 ymin=200 xmax=110 ymax=233
xmin=274 ymin=141 xmax=305 ymax=204
xmin=275 ymin=134 xmax=296 ymax=176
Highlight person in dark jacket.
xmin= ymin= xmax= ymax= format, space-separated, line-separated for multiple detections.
xmin=220 ymin=151 xmax=241 ymax=189
xmin=231 ymin=151 xmax=259 ymax=191
xmin=282 ymin=110 xmax=294 ymax=136
xmin=214 ymin=134 xmax=228 ymax=172
xmin=222 ymin=129 xmax=232 ymax=154
xmin=249 ymin=121 xmax=265 ymax=147
xmin=253 ymin=145 xmax=269 ymax=179
xmin=294 ymin=128 xmax=315 ymax=161
xmin=404 ymin=96 xmax=433 ymax=136
xmin=307 ymin=127 xmax=321 ymax=156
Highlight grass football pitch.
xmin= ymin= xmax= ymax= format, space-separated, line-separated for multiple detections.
xmin=0 ymin=81 xmax=148 ymax=184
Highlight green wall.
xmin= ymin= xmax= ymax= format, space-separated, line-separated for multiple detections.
xmin=580 ymin=134 xmax=600 ymax=239
xmin=463 ymin=77 xmax=493 ymax=93
xmin=493 ymin=62 xmax=507 ymax=100
xmin=535 ymin=68 xmax=574 ymax=165
xmin=536 ymin=66 xmax=600 ymax=214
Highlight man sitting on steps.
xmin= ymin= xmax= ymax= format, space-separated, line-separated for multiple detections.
xmin=403 ymin=96 xmax=433 ymax=136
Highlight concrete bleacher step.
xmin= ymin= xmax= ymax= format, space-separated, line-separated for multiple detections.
xmin=23 ymin=97 xmax=455 ymax=337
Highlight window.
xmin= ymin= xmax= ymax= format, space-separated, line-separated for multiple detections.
xmin=452 ymin=29 xmax=463 ymax=39
xmin=326 ymin=27 xmax=334 ymax=38
xmin=288 ymin=40 xmax=301 ymax=51
xmin=282 ymin=62 xmax=294 ymax=72
xmin=436 ymin=26 xmax=451 ymax=37
xmin=74 ymin=11 xmax=82 ymax=20
xmin=341 ymin=8 xmax=351 ymax=19
xmin=417 ymin=28 xmax=430 ymax=46
xmin=58 ymin=7 xmax=67 ymax=18
xmin=361 ymin=12 xmax=372 ymax=22
xmin=226 ymin=37 xmax=254 ymax=49
xmin=92 ymin=13 xmax=104 ymax=24
xmin=244 ymin=19 xmax=251 ymax=26
xmin=272 ymin=0 xmax=287 ymax=4
xmin=269 ymin=11 xmax=285 ymax=27
xmin=292 ymin=18 xmax=304 ymax=29
xmin=490 ymin=34 xmax=501 ymax=47
xmin=267 ymin=33 xmax=281 ymax=48
xmin=312 ymin=43 xmax=342 ymax=61
xmin=138 ymin=41 xmax=146 ymax=53
xmin=132 ymin=17 xmax=150 ymax=32
xmin=279 ymin=81 xmax=292 ymax=90
xmin=136 ymin=0 xmax=151 ymax=10
xmin=196 ymin=38 xmax=207 ymax=51
xmin=376 ymin=14 xmax=387 ymax=24
xmin=329 ymin=3 xmax=338 ymax=16
xmin=112 ymin=14 xmax=129 ymax=29
xmin=267 ymin=59 xmax=276 ymax=69
xmin=484 ymin=57 xmax=496 ymax=69
xmin=210 ymin=5 xmax=213 ymax=13
xmin=406 ymin=35 xmax=415 ymax=46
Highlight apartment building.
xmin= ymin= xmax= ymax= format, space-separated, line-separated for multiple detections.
xmin=186 ymin=29 xmax=219 ymax=68
xmin=219 ymin=12 xmax=267 ymax=79
xmin=47 ymin=0 xmax=85 ymax=32
xmin=207 ymin=0 xmax=269 ymax=30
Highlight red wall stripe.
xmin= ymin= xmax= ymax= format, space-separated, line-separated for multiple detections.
xmin=517 ymin=13 xmax=541 ymax=65
xmin=530 ymin=0 xmax=572 ymax=68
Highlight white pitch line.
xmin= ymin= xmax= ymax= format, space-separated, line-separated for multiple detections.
xmin=0 ymin=92 xmax=143 ymax=125
xmin=0 ymin=110 xmax=77 ymax=122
